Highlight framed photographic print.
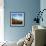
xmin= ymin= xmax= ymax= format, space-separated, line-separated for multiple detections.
xmin=10 ymin=12 xmax=25 ymax=27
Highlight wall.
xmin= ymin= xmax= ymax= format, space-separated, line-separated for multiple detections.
xmin=40 ymin=0 xmax=46 ymax=27
xmin=4 ymin=0 xmax=40 ymax=42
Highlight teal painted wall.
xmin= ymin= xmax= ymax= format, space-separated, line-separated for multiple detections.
xmin=4 ymin=0 xmax=40 ymax=42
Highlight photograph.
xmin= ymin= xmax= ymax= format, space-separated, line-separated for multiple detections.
xmin=10 ymin=12 xmax=25 ymax=27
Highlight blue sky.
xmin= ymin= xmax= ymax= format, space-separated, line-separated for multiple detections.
xmin=11 ymin=13 xmax=24 ymax=21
